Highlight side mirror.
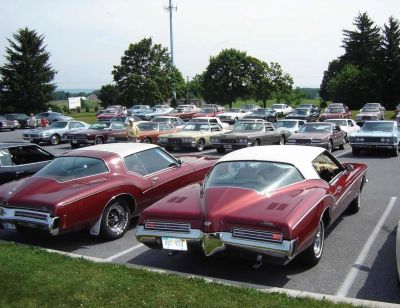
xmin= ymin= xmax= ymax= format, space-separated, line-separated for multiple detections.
xmin=345 ymin=164 xmax=354 ymax=172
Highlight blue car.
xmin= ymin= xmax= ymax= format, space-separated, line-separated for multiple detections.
xmin=349 ymin=120 xmax=400 ymax=156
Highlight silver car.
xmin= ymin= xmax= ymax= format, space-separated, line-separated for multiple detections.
xmin=23 ymin=120 xmax=90 ymax=145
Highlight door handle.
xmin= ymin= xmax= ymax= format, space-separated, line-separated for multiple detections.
xmin=15 ymin=171 xmax=24 ymax=175
xmin=152 ymin=177 xmax=159 ymax=183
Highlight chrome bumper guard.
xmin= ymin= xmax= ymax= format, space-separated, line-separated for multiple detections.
xmin=0 ymin=206 xmax=59 ymax=235
xmin=136 ymin=226 xmax=296 ymax=261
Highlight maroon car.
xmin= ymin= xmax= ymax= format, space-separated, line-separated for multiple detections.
xmin=97 ymin=109 xmax=124 ymax=122
xmin=136 ymin=146 xmax=367 ymax=266
xmin=64 ymin=122 xmax=126 ymax=148
xmin=319 ymin=104 xmax=352 ymax=121
xmin=0 ymin=144 xmax=217 ymax=240
xmin=192 ymin=108 xmax=224 ymax=118
xmin=286 ymin=122 xmax=346 ymax=152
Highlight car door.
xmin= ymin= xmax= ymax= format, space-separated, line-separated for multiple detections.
xmin=135 ymin=148 xmax=196 ymax=206
xmin=0 ymin=148 xmax=15 ymax=184
xmin=263 ymin=123 xmax=280 ymax=144
xmin=331 ymin=125 xmax=343 ymax=146
xmin=8 ymin=145 xmax=54 ymax=180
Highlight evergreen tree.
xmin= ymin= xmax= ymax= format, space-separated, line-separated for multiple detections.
xmin=0 ymin=27 xmax=56 ymax=113
xmin=380 ymin=16 xmax=400 ymax=109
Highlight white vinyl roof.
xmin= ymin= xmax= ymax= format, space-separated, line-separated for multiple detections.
xmin=218 ymin=145 xmax=325 ymax=180
xmin=77 ymin=143 xmax=158 ymax=157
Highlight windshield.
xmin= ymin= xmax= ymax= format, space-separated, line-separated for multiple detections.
xmin=183 ymin=123 xmax=210 ymax=131
xmin=153 ymin=105 xmax=164 ymax=109
xmin=34 ymin=156 xmax=108 ymax=182
xmin=326 ymin=120 xmax=347 ymax=126
xmin=89 ymin=123 xmax=111 ymax=129
xmin=300 ymin=123 xmax=332 ymax=133
xmin=205 ymin=161 xmax=304 ymax=193
xmin=271 ymin=105 xmax=283 ymax=109
xmin=292 ymin=109 xmax=309 ymax=115
xmin=254 ymin=109 xmax=272 ymax=115
xmin=103 ymin=110 xmax=116 ymax=114
xmin=326 ymin=108 xmax=344 ymax=113
xmin=361 ymin=107 xmax=380 ymax=112
xmin=152 ymin=117 xmax=169 ymax=123
xmin=138 ymin=123 xmax=158 ymax=131
xmin=233 ymin=122 xmax=264 ymax=131
xmin=275 ymin=121 xmax=297 ymax=128
xmin=227 ymin=108 xmax=241 ymax=113
xmin=199 ymin=108 xmax=214 ymax=113
xmin=361 ymin=122 xmax=394 ymax=132
xmin=49 ymin=121 xmax=68 ymax=129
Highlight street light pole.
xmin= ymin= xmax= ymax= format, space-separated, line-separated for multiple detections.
xmin=164 ymin=0 xmax=177 ymax=100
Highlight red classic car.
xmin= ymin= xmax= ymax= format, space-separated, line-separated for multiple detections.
xmin=319 ymin=104 xmax=352 ymax=121
xmin=192 ymin=108 xmax=224 ymax=118
xmin=167 ymin=107 xmax=198 ymax=121
xmin=97 ymin=109 xmax=124 ymax=122
xmin=64 ymin=122 xmax=126 ymax=148
xmin=0 ymin=144 xmax=217 ymax=240
xmin=136 ymin=145 xmax=367 ymax=266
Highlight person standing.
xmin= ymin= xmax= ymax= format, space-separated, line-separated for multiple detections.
xmin=126 ymin=118 xmax=140 ymax=142
xmin=29 ymin=113 xmax=38 ymax=128
xmin=41 ymin=115 xmax=49 ymax=128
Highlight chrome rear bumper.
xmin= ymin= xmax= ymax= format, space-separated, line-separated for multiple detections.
xmin=136 ymin=226 xmax=296 ymax=263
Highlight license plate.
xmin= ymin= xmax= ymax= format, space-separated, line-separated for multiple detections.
xmin=161 ymin=237 xmax=187 ymax=251
xmin=2 ymin=222 xmax=16 ymax=231
xmin=224 ymin=145 xmax=232 ymax=149
xmin=72 ymin=140 xmax=77 ymax=144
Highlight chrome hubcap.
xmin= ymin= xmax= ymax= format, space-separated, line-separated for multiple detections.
xmin=313 ymin=220 xmax=324 ymax=258
xmin=106 ymin=203 xmax=127 ymax=234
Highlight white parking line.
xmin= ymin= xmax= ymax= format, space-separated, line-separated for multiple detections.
xmin=105 ymin=243 xmax=145 ymax=261
xmin=336 ymin=197 xmax=398 ymax=297
xmin=335 ymin=149 xmax=352 ymax=158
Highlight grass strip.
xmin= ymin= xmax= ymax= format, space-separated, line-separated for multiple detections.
xmin=0 ymin=242 xmax=353 ymax=308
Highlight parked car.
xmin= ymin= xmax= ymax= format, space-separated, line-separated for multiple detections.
xmin=275 ymin=119 xmax=305 ymax=134
xmin=167 ymin=107 xmax=197 ymax=121
xmin=23 ymin=121 xmax=90 ymax=145
xmin=176 ymin=104 xmax=200 ymax=113
xmin=136 ymin=145 xmax=368 ymax=266
xmin=5 ymin=113 xmax=30 ymax=128
xmin=0 ymin=143 xmax=217 ymax=239
xmin=138 ymin=105 xmax=174 ymax=120
xmin=188 ymin=117 xmax=230 ymax=129
xmin=244 ymin=108 xmax=278 ymax=122
xmin=0 ymin=116 xmax=16 ymax=131
xmin=240 ymin=104 xmax=259 ymax=113
xmin=151 ymin=116 xmax=186 ymax=129
xmin=0 ymin=142 xmax=55 ymax=185
xmin=97 ymin=109 xmax=124 ymax=123
xmin=286 ymin=122 xmax=346 ymax=152
xmin=35 ymin=112 xmax=73 ymax=125
xmin=127 ymin=105 xmax=151 ymax=116
xmin=298 ymin=104 xmax=321 ymax=116
xmin=202 ymin=104 xmax=225 ymax=112
xmin=216 ymin=108 xmax=251 ymax=124
xmin=210 ymin=119 xmax=289 ymax=153
xmin=324 ymin=119 xmax=360 ymax=142
xmin=285 ymin=107 xmax=318 ymax=122
xmin=192 ymin=108 xmax=224 ymax=119
xmin=355 ymin=103 xmax=385 ymax=125
xmin=110 ymin=115 xmax=142 ymax=124
xmin=319 ymin=105 xmax=352 ymax=121
xmin=271 ymin=104 xmax=293 ymax=117
xmin=64 ymin=122 xmax=126 ymax=148
xmin=158 ymin=121 xmax=225 ymax=152
xmin=108 ymin=121 xmax=177 ymax=144
xmin=349 ymin=121 xmax=400 ymax=156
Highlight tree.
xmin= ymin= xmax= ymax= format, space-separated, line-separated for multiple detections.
xmin=380 ymin=16 xmax=400 ymax=109
xmin=319 ymin=59 xmax=344 ymax=102
xmin=112 ymin=38 xmax=181 ymax=105
xmin=0 ymin=27 xmax=56 ymax=113
xmin=98 ymin=84 xmax=120 ymax=108
xmin=187 ymin=74 xmax=204 ymax=99
xmin=202 ymin=49 xmax=253 ymax=108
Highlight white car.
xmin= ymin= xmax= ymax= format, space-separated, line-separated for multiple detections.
xmin=151 ymin=116 xmax=186 ymax=130
xmin=139 ymin=105 xmax=174 ymax=120
xmin=271 ymin=104 xmax=293 ymax=117
xmin=216 ymin=108 xmax=251 ymax=124
xmin=324 ymin=119 xmax=360 ymax=142
xmin=275 ymin=119 xmax=305 ymax=134
xmin=188 ymin=116 xmax=230 ymax=130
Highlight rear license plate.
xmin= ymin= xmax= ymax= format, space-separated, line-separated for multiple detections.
xmin=2 ymin=222 xmax=16 ymax=231
xmin=161 ymin=237 xmax=187 ymax=251
xmin=224 ymin=145 xmax=232 ymax=149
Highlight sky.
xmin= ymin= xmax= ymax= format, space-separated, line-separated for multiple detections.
xmin=1 ymin=0 xmax=399 ymax=90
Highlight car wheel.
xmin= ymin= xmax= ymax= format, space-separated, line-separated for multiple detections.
xmin=252 ymin=139 xmax=260 ymax=146
xmin=143 ymin=137 xmax=152 ymax=144
xmin=327 ymin=140 xmax=333 ymax=153
xmin=352 ymin=148 xmax=360 ymax=156
xmin=100 ymin=198 xmax=131 ymax=240
xmin=50 ymin=134 xmax=61 ymax=145
xmin=196 ymin=139 xmax=205 ymax=152
xmin=347 ymin=190 xmax=361 ymax=214
xmin=301 ymin=217 xmax=325 ymax=266
xmin=391 ymin=144 xmax=399 ymax=157
xmin=217 ymin=147 xmax=226 ymax=154
xmin=165 ymin=146 xmax=174 ymax=152
xmin=95 ymin=136 xmax=104 ymax=144
xmin=279 ymin=136 xmax=285 ymax=145
xmin=344 ymin=133 xmax=349 ymax=143
xmin=339 ymin=138 xmax=345 ymax=150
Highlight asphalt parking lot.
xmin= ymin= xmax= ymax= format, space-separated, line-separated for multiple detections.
xmin=1 ymin=128 xmax=399 ymax=305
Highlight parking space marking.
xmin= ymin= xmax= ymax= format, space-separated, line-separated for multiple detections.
xmin=335 ymin=149 xmax=352 ymax=158
xmin=336 ymin=197 xmax=398 ymax=297
xmin=105 ymin=243 xmax=145 ymax=261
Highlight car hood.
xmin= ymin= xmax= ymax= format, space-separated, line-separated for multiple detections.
xmin=0 ymin=176 xmax=111 ymax=213
xmin=67 ymin=128 xmax=111 ymax=135
xmin=288 ymin=132 xmax=329 ymax=139
xmin=25 ymin=128 xmax=64 ymax=134
xmin=352 ymin=131 xmax=394 ymax=137
xmin=215 ymin=130 xmax=264 ymax=138
xmin=356 ymin=112 xmax=380 ymax=116
xmin=286 ymin=114 xmax=308 ymax=119
xmin=320 ymin=113 xmax=343 ymax=117
xmin=218 ymin=112 xmax=241 ymax=117
xmin=162 ymin=131 xmax=213 ymax=138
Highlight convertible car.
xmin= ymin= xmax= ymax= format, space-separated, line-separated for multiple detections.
xmin=0 ymin=144 xmax=217 ymax=239
xmin=210 ymin=120 xmax=289 ymax=153
xmin=286 ymin=122 xmax=346 ymax=152
xmin=216 ymin=108 xmax=250 ymax=124
xmin=136 ymin=146 xmax=367 ymax=266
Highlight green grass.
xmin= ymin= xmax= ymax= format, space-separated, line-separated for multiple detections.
xmin=0 ymin=242 xmax=354 ymax=308
xmin=72 ymin=111 xmax=98 ymax=124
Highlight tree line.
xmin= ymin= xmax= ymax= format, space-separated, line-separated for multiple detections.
xmin=320 ymin=12 xmax=400 ymax=110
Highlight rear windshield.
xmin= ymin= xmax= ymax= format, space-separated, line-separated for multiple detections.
xmin=205 ymin=161 xmax=304 ymax=193
xmin=34 ymin=156 xmax=108 ymax=182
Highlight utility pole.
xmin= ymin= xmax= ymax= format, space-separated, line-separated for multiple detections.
xmin=164 ymin=0 xmax=177 ymax=101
